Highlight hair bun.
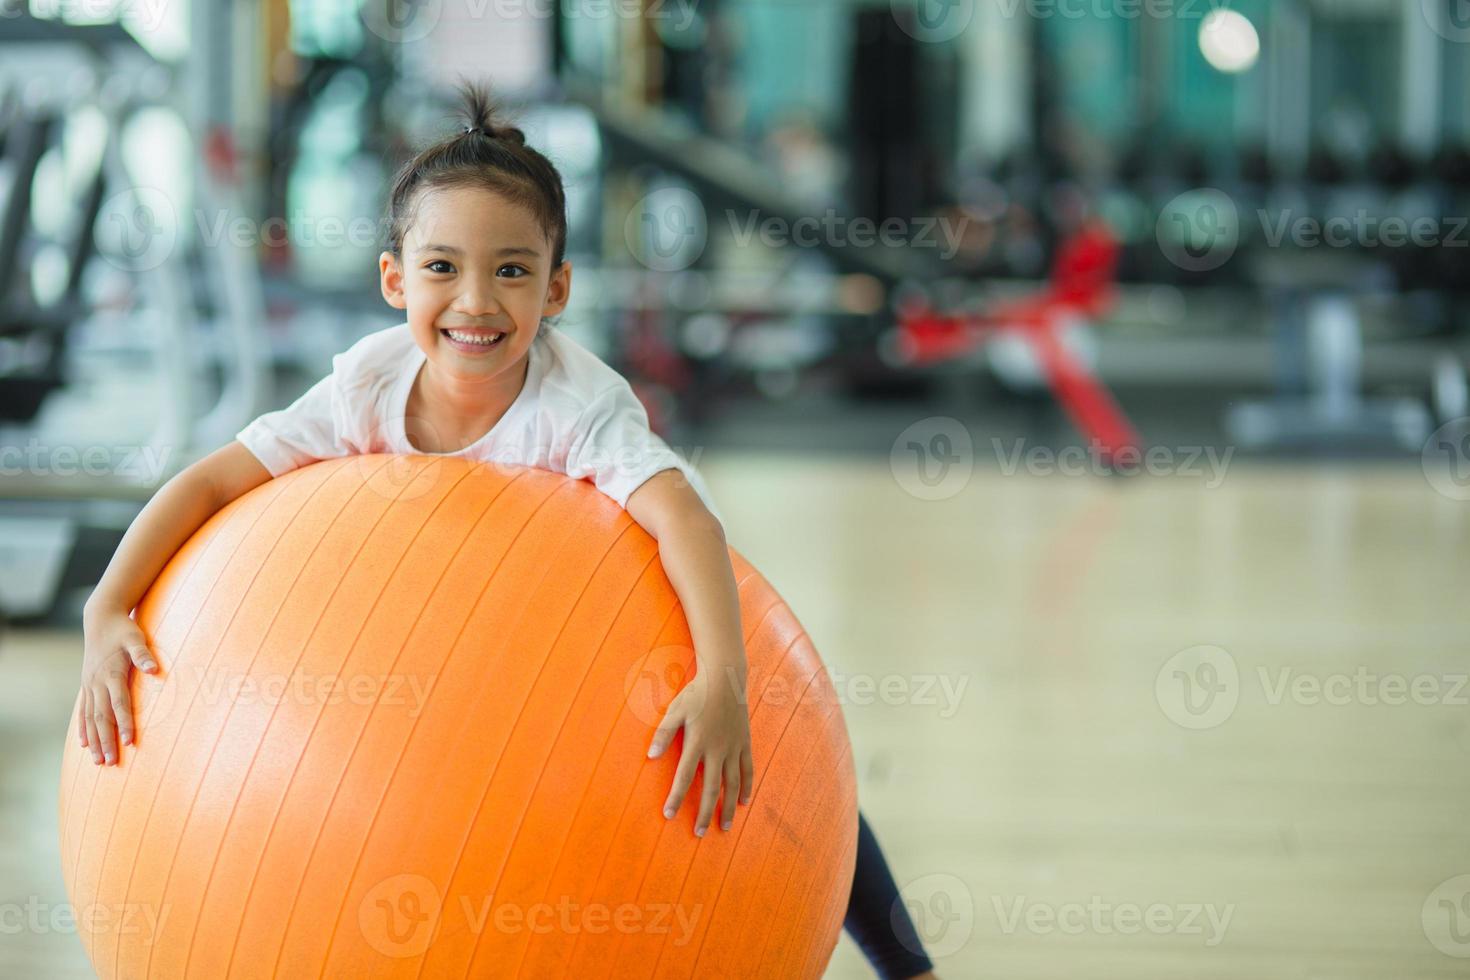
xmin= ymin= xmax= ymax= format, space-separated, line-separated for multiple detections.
xmin=460 ymin=123 xmax=526 ymax=145
xmin=456 ymin=79 xmax=526 ymax=146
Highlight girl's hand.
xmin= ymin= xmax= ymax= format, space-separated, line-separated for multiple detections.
xmin=78 ymin=609 xmax=159 ymax=765
xmin=647 ymin=666 xmax=754 ymax=837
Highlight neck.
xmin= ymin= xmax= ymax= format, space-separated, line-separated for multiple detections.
xmin=420 ymin=352 xmax=530 ymax=430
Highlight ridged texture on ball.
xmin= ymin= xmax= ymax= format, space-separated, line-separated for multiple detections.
xmin=59 ymin=454 xmax=857 ymax=979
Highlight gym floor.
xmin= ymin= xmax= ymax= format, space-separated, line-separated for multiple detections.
xmin=3 ymin=448 xmax=1465 ymax=979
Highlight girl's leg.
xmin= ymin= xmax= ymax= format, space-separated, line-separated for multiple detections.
xmin=843 ymin=809 xmax=937 ymax=980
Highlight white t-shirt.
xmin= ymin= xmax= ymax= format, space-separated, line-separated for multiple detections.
xmin=235 ymin=322 xmax=721 ymax=523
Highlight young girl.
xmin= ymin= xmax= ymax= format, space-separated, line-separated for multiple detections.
xmin=77 ymin=81 xmax=938 ymax=980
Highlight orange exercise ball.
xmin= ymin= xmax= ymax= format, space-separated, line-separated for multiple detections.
xmin=58 ymin=454 xmax=857 ymax=979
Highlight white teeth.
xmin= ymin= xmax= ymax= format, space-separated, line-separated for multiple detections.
xmin=446 ymin=330 xmax=503 ymax=346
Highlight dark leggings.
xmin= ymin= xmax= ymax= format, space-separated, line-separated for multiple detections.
xmin=843 ymin=809 xmax=935 ymax=980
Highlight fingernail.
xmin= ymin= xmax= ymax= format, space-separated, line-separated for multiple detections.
xmin=721 ymin=821 xmax=732 ymax=831
xmin=104 ymin=752 xmax=115 ymax=764
xmin=142 ymin=660 xmax=156 ymax=671
xmin=663 ymin=807 xmax=674 ymax=819
xmin=647 ymin=746 xmax=657 ymax=758
xmin=695 ymin=826 xmax=705 ymax=838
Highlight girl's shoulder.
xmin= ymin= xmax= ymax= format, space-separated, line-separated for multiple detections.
xmin=340 ymin=320 xmax=418 ymax=367
xmin=532 ymin=326 xmax=637 ymax=415
xmin=330 ymin=321 xmax=420 ymax=391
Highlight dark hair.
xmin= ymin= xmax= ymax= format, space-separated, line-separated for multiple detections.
xmin=385 ymin=78 xmax=568 ymax=274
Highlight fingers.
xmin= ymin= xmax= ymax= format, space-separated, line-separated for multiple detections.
xmin=646 ymin=706 xmax=682 ymax=760
xmin=82 ymin=689 xmax=103 ymax=765
xmin=662 ymin=746 xmax=699 ymax=822
xmin=77 ymin=695 xmax=89 ymax=748
xmin=126 ymin=643 xmax=158 ymax=674
xmin=104 ymin=672 xmax=136 ymax=747
xmin=647 ymin=694 xmax=751 ymax=836
xmin=694 ymin=755 xmax=722 ymax=838
xmin=89 ymin=682 xmax=119 ymax=765
xmin=719 ymin=757 xmax=741 ymax=831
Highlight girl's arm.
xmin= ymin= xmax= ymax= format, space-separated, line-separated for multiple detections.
xmin=626 ymin=469 xmax=754 ymax=838
xmin=78 ymin=441 xmax=273 ymax=765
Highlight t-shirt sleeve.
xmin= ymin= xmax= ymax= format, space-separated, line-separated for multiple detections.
xmin=234 ymin=358 xmax=353 ymax=478
xmin=565 ymin=384 xmax=718 ymax=518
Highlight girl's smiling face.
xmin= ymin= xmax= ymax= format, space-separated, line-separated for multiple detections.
xmin=379 ymin=184 xmax=571 ymax=386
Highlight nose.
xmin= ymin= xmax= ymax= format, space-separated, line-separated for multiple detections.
xmin=452 ymin=272 xmax=503 ymax=318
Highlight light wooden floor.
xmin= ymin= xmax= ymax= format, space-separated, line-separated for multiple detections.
xmin=4 ymin=456 xmax=1468 ymax=979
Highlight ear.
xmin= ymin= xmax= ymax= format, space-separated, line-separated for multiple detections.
xmin=380 ymin=252 xmax=407 ymax=310
xmin=542 ymin=260 xmax=572 ymax=317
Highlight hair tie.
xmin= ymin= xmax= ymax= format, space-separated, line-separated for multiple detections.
xmin=463 ymin=125 xmax=484 ymax=136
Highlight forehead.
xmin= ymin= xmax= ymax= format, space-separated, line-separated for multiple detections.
xmin=407 ymin=185 xmax=548 ymax=256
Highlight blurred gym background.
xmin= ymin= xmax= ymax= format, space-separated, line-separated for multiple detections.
xmin=3 ymin=0 xmax=1469 ymax=977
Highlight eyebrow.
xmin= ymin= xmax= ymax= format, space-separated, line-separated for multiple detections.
xmin=415 ymin=243 xmax=542 ymax=259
